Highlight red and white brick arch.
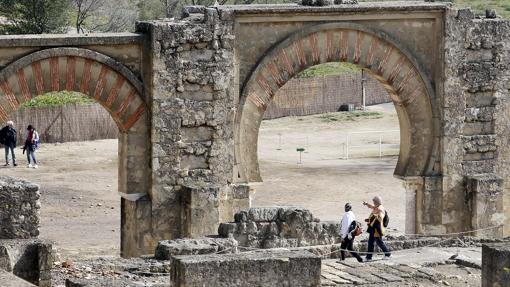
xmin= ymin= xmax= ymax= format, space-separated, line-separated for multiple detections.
xmin=0 ymin=47 xmax=147 ymax=132
xmin=235 ymin=22 xmax=439 ymax=183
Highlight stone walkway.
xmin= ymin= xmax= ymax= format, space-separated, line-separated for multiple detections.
xmin=321 ymin=247 xmax=482 ymax=286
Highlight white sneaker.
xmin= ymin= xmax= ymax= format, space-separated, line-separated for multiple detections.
xmin=382 ymin=256 xmax=391 ymax=260
xmin=33 ymin=164 xmax=38 ymax=169
xmin=27 ymin=164 xmax=32 ymax=168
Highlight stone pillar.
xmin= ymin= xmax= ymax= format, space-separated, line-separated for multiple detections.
xmin=218 ymin=184 xmax=251 ymax=223
xmin=136 ymin=6 xmax=236 ymax=246
xmin=118 ymin=115 xmax=153 ymax=257
xmin=402 ymin=176 xmax=422 ymax=235
xmin=482 ymin=243 xmax=510 ymax=287
xmin=465 ymin=174 xmax=504 ymax=238
xmin=181 ymin=185 xmax=221 ymax=237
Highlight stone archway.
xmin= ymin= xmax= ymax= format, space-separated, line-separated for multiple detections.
xmin=235 ymin=22 xmax=440 ymax=184
xmin=0 ymin=47 xmax=151 ymax=257
xmin=0 ymin=47 xmax=146 ymax=131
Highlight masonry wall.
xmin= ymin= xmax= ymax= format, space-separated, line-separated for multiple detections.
xmin=0 ymin=176 xmax=40 ymax=239
xmin=137 ymin=6 xmax=240 ymax=244
xmin=438 ymin=9 xmax=510 ymax=237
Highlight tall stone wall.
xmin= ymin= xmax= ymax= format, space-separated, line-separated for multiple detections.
xmin=137 ymin=6 xmax=242 ymax=245
xmin=440 ymin=9 xmax=510 ymax=236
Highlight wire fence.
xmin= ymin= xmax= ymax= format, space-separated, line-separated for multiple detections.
xmin=342 ymin=130 xmax=400 ymax=159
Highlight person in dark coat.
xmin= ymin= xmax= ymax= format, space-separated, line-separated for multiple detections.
xmin=1 ymin=121 xmax=17 ymax=167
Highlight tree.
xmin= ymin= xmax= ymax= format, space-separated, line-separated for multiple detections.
xmin=71 ymin=0 xmax=104 ymax=33
xmin=0 ymin=0 xmax=71 ymax=34
xmin=86 ymin=0 xmax=138 ymax=32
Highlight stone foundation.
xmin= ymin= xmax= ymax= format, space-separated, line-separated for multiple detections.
xmin=218 ymin=207 xmax=341 ymax=248
xmin=0 ymin=176 xmax=40 ymax=239
xmin=0 ymin=269 xmax=36 ymax=287
xmin=155 ymin=237 xmax=238 ymax=260
xmin=171 ymin=250 xmax=321 ymax=287
xmin=482 ymin=243 xmax=510 ymax=287
xmin=0 ymin=239 xmax=55 ymax=287
xmin=466 ymin=174 xmax=504 ymax=237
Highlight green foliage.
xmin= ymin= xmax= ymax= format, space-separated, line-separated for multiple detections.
xmin=20 ymin=91 xmax=94 ymax=110
xmin=455 ymin=0 xmax=510 ymax=19
xmin=296 ymin=62 xmax=361 ymax=78
xmin=358 ymin=0 xmax=510 ymax=19
xmin=0 ymin=0 xmax=71 ymax=34
xmin=317 ymin=111 xmax=383 ymax=123
xmin=137 ymin=0 xmax=167 ymax=21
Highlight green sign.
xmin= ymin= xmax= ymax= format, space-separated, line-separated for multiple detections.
xmin=296 ymin=148 xmax=305 ymax=152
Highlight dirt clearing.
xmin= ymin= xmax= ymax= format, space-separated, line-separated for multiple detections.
xmin=0 ymin=104 xmax=404 ymax=259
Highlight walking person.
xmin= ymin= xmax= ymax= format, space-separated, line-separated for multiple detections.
xmin=1 ymin=121 xmax=17 ymax=167
xmin=339 ymin=203 xmax=364 ymax=262
xmin=363 ymin=195 xmax=391 ymax=262
xmin=23 ymin=125 xmax=39 ymax=169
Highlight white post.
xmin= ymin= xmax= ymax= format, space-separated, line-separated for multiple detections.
xmin=346 ymin=134 xmax=350 ymax=159
xmin=379 ymin=134 xmax=382 ymax=158
xmin=361 ymin=69 xmax=366 ymax=111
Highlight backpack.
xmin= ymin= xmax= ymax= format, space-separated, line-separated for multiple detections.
xmin=354 ymin=223 xmax=363 ymax=236
xmin=383 ymin=210 xmax=389 ymax=228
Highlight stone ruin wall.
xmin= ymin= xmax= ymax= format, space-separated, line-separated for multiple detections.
xmin=133 ymin=4 xmax=510 ymax=244
xmin=0 ymin=176 xmax=55 ymax=287
xmin=136 ymin=6 xmax=246 ymax=245
xmin=0 ymin=176 xmax=40 ymax=239
xmin=438 ymin=8 xmax=510 ymax=237
xmin=218 ymin=207 xmax=340 ymax=249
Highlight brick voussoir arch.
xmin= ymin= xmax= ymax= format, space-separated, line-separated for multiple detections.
xmin=0 ymin=47 xmax=147 ymax=132
xmin=236 ymin=22 xmax=439 ymax=182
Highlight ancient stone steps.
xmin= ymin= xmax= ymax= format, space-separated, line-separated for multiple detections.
xmin=320 ymin=259 xmax=439 ymax=285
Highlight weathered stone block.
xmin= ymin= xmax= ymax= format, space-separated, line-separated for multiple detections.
xmin=0 ymin=176 xmax=40 ymax=239
xmin=180 ymin=155 xmax=208 ymax=170
xmin=482 ymin=243 xmax=510 ymax=287
xmin=463 ymin=122 xmax=494 ymax=136
xmin=465 ymin=107 xmax=494 ymax=122
xmin=181 ymin=127 xmax=213 ymax=142
xmin=155 ymin=237 xmax=238 ymax=260
xmin=278 ymin=207 xmax=314 ymax=223
xmin=0 ymin=269 xmax=36 ymax=287
xmin=247 ymin=207 xmax=281 ymax=222
xmin=462 ymin=159 xmax=496 ymax=174
xmin=218 ymin=222 xmax=237 ymax=237
xmin=0 ymin=239 xmax=55 ymax=287
xmin=181 ymin=185 xmax=221 ymax=238
xmin=466 ymin=174 xmax=504 ymax=238
xmin=171 ymin=250 xmax=321 ymax=287
xmin=463 ymin=134 xmax=497 ymax=153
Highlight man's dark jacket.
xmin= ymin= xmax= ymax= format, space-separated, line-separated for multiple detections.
xmin=0 ymin=126 xmax=17 ymax=147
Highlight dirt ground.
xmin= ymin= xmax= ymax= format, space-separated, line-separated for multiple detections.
xmin=0 ymin=140 xmax=120 ymax=259
xmin=0 ymin=104 xmax=404 ymax=260
xmin=254 ymin=103 xmax=405 ymax=228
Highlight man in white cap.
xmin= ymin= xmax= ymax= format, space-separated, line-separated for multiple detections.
xmin=1 ymin=120 xmax=17 ymax=167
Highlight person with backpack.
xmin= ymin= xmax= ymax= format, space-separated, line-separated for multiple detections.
xmin=23 ymin=125 xmax=39 ymax=169
xmin=1 ymin=121 xmax=17 ymax=167
xmin=339 ymin=203 xmax=364 ymax=262
xmin=363 ymin=195 xmax=391 ymax=261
